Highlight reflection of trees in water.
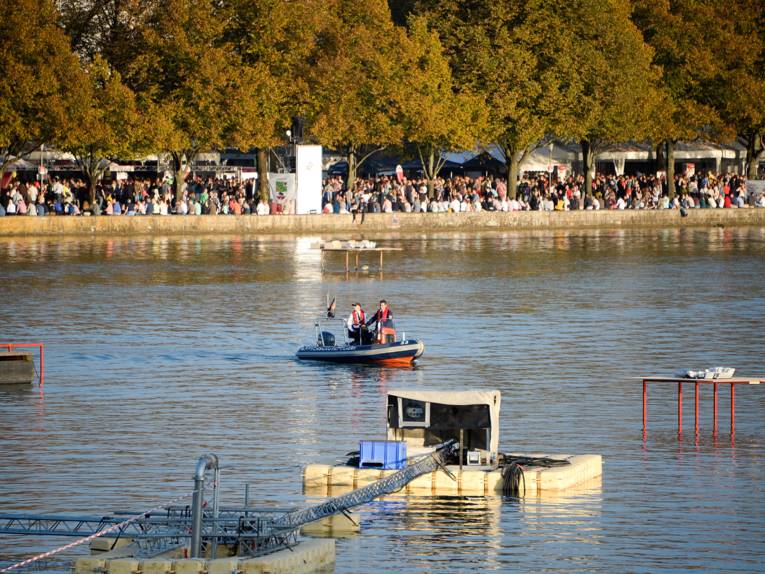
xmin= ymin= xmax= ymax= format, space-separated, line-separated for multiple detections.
xmin=2 ymin=228 xmax=764 ymax=271
xmin=357 ymin=228 xmax=765 ymax=285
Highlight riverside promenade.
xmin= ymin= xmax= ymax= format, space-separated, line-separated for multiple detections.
xmin=1 ymin=209 xmax=764 ymax=237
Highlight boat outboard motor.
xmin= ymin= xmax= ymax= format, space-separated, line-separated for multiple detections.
xmin=318 ymin=331 xmax=336 ymax=347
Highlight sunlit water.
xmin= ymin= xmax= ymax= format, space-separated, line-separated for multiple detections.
xmin=1 ymin=228 xmax=764 ymax=573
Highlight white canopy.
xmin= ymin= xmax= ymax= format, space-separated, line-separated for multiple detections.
xmin=387 ymin=389 xmax=501 ymax=454
xmin=2 ymin=158 xmax=36 ymax=170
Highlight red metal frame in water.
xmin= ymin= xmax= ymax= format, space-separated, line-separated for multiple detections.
xmin=1 ymin=342 xmax=45 ymax=386
xmin=642 ymin=376 xmax=763 ymax=442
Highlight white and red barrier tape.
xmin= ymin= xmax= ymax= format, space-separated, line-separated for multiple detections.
xmin=0 ymin=483 xmax=216 ymax=573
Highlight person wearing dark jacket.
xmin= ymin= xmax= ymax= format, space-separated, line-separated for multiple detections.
xmin=367 ymin=300 xmax=393 ymax=342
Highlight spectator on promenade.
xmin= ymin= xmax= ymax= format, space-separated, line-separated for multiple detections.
xmin=256 ymin=197 xmax=270 ymax=215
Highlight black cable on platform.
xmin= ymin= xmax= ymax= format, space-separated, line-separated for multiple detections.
xmin=499 ymin=455 xmax=571 ymax=497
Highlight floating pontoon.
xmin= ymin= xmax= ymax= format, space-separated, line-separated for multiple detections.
xmin=304 ymin=389 xmax=603 ymax=496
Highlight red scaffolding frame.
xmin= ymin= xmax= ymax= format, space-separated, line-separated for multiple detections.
xmin=1 ymin=342 xmax=45 ymax=386
xmin=642 ymin=376 xmax=762 ymax=441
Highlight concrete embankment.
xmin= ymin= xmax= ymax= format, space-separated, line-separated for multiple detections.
xmin=1 ymin=209 xmax=764 ymax=237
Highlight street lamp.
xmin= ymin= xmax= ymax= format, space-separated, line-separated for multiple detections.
xmin=548 ymin=141 xmax=554 ymax=191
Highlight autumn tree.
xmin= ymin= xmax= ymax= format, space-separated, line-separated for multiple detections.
xmin=415 ymin=1 xmax=554 ymax=198
xmin=58 ymin=0 xmax=153 ymax=69
xmin=698 ymin=0 xmax=765 ymax=179
xmin=304 ymin=0 xmax=407 ymax=193
xmin=124 ymin=0 xmax=246 ymax=203
xmin=631 ymin=0 xmax=729 ymax=196
xmin=0 ymin=0 xmax=85 ymax=175
xmin=58 ymin=56 xmax=141 ymax=207
xmin=221 ymin=0 xmax=329 ymax=201
xmin=398 ymin=16 xmax=485 ymax=197
xmin=528 ymin=0 xmax=660 ymax=196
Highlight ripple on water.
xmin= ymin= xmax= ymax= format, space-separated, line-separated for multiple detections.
xmin=1 ymin=229 xmax=764 ymax=573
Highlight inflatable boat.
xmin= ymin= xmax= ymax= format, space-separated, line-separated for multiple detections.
xmin=297 ymin=320 xmax=424 ymax=367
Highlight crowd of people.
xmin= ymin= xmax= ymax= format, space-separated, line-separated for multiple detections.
xmin=1 ymin=169 xmax=764 ymax=217
xmin=0 ymin=175 xmax=272 ymax=217
xmin=322 ymin=171 xmax=764 ymax=216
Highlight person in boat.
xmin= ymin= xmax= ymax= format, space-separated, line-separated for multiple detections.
xmin=366 ymin=299 xmax=393 ymax=342
xmin=347 ymin=302 xmax=368 ymax=345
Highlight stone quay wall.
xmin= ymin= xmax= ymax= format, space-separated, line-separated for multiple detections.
xmin=1 ymin=209 xmax=764 ymax=237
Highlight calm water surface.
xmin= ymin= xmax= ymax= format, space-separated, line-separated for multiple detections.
xmin=1 ymin=228 xmax=764 ymax=573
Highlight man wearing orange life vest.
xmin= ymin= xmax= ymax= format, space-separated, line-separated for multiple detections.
xmin=367 ymin=299 xmax=393 ymax=342
xmin=347 ymin=302 xmax=367 ymax=345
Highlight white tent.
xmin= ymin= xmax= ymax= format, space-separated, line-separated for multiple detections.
xmin=2 ymin=158 xmax=36 ymax=171
xmin=520 ymin=144 xmax=578 ymax=173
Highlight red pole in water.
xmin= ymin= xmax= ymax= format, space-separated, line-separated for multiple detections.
xmin=39 ymin=343 xmax=44 ymax=387
xmin=713 ymin=382 xmax=718 ymax=438
xmin=694 ymin=382 xmax=699 ymax=436
xmin=677 ymin=381 xmax=683 ymax=436
xmin=643 ymin=380 xmax=647 ymax=438
xmin=730 ymin=384 xmax=736 ymax=437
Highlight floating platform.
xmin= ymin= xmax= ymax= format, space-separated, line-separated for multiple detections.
xmin=0 ymin=352 xmax=35 ymax=384
xmin=304 ymin=453 xmax=602 ymax=497
xmin=76 ymin=539 xmax=335 ymax=574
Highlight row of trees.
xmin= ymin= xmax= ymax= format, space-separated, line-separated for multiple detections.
xmin=1 ymin=0 xmax=763 ymax=205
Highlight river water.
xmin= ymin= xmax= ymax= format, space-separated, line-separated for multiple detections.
xmin=1 ymin=228 xmax=764 ymax=573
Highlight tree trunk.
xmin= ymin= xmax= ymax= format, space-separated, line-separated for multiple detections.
xmin=257 ymin=147 xmax=269 ymax=202
xmin=87 ymin=174 xmax=97 ymax=208
xmin=581 ymin=140 xmax=594 ymax=196
xmin=666 ymin=140 xmax=676 ymax=200
xmin=505 ymin=148 xmax=520 ymax=200
xmin=426 ymin=148 xmax=436 ymax=199
xmin=347 ymin=147 xmax=357 ymax=194
xmin=655 ymin=142 xmax=664 ymax=175
xmin=76 ymin=153 xmax=99 ymax=210
xmin=745 ymin=132 xmax=763 ymax=179
xmin=175 ymin=165 xmax=186 ymax=205
xmin=80 ymin=161 xmax=95 ymax=207
xmin=0 ymin=156 xmax=12 ymax=178
xmin=171 ymin=151 xmax=191 ymax=205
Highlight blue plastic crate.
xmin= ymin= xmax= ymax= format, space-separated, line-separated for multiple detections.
xmin=359 ymin=440 xmax=407 ymax=470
